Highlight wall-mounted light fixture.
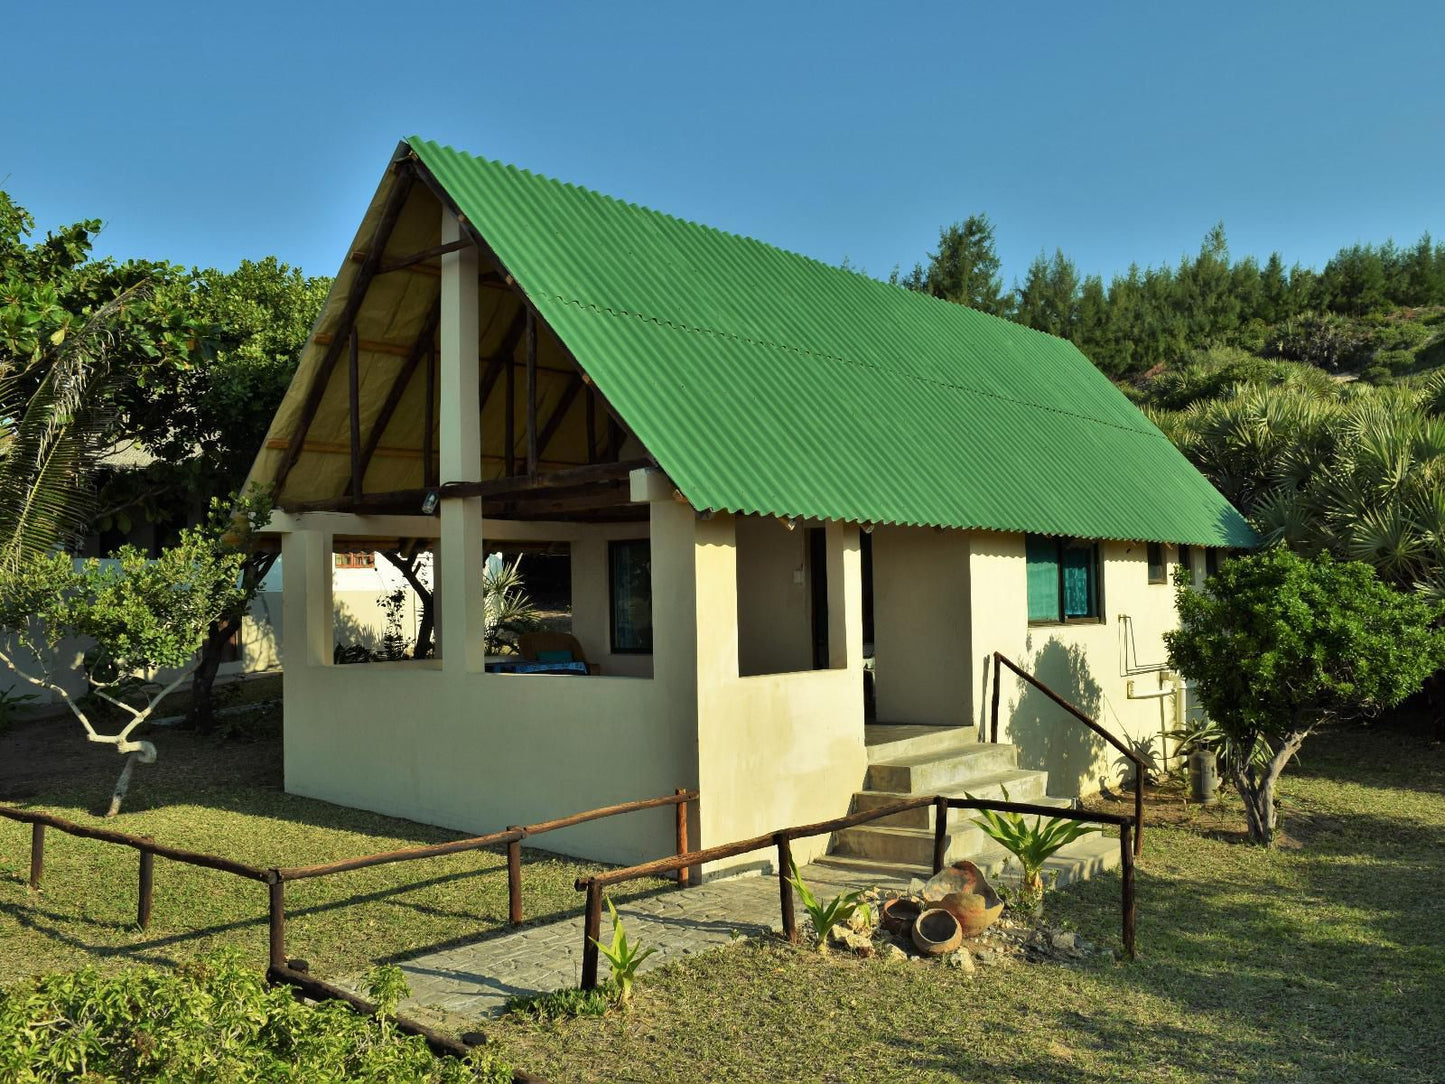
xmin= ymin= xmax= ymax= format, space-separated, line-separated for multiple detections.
xmin=420 ymin=491 xmax=440 ymax=515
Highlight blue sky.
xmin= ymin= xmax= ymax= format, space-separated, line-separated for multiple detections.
xmin=5 ymin=2 xmax=1441 ymax=288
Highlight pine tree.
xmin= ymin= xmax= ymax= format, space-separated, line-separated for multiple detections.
xmin=913 ymin=215 xmax=1008 ymax=315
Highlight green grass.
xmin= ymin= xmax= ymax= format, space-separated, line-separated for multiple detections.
xmin=0 ymin=699 xmax=666 ymax=984
xmin=487 ymin=724 xmax=1445 ymax=1083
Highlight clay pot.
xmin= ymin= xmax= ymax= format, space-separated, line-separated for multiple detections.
xmin=922 ymin=860 xmax=1004 ymax=937
xmin=880 ymin=897 xmax=922 ymax=936
xmin=911 ymin=908 xmax=963 ymax=955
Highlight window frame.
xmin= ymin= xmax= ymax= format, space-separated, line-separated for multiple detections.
xmin=1026 ymin=535 xmax=1105 ymax=626
xmin=1146 ymin=541 xmax=1166 ymax=584
xmin=607 ymin=538 xmax=654 ymax=655
xmin=1178 ymin=544 xmax=1194 ymax=581
xmin=334 ymin=551 xmax=376 ymax=570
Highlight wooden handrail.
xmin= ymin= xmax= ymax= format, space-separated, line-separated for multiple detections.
xmin=989 ymin=651 xmax=1145 ymax=857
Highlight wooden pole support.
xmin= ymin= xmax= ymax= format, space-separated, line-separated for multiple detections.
xmin=580 ymin=880 xmax=603 ymax=990
xmin=268 ymin=877 xmax=287 ymax=973
xmin=28 ymin=822 xmax=43 ymax=890
xmin=675 ymin=789 xmax=690 ymax=888
xmin=1134 ymin=777 xmax=1145 ymax=858
xmin=1120 ymin=822 xmax=1137 ymax=959
xmin=506 ymin=831 xmax=523 ymax=925
xmin=932 ymin=795 xmax=949 ymax=874
xmin=990 ymin=652 xmax=1002 ymax=743
xmin=137 ymin=849 xmax=154 ymax=930
xmin=775 ymin=833 xmax=797 ymax=944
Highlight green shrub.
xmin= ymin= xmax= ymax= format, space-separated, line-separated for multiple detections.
xmin=786 ymin=858 xmax=868 ymax=951
xmin=504 ymin=983 xmax=617 ymax=1022
xmin=0 ymin=953 xmax=511 ymax=1082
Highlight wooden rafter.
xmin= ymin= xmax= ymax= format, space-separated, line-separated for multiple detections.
xmin=348 ymin=329 xmax=362 ymax=498
xmin=478 ymin=310 xmax=527 ymax=411
xmin=346 ymin=301 xmax=442 ymax=496
xmin=274 ymin=160 xmax=416 ymax=498
xmin=525 ymin=308 xmax=538 ymax=479
xmin=536 ymin=373 xmax=584 ymax=460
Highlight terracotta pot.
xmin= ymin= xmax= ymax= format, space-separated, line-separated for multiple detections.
xmin=911 ymin=908 xmax=963 ymax=955
xmin=922 ymin=860 xmax=1004 ymax=937
xmin=880 ymin=897 xmax=922 ymax=936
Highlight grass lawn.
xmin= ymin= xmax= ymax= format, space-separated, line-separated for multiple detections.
xmin=486 ymin=723 xmax=1445 ymax=1083
xmin=0 ymin=686 xmax=665 ymax=985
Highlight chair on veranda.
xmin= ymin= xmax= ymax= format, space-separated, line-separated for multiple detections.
xmin=517 ymin=631 xmax=600 ymax=674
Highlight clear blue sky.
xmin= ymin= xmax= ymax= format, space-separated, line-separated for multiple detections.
xmin=5 ymin=1 xmax=1441 ymax=288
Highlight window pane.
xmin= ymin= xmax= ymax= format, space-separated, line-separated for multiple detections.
xmin=1026 ymin=535 xmax=1061 ymax=622
xmin=1147 ymin=542 xmax=1165 ymax=583
xmin=609 ymin=540 xmax=653 ymax=652
xmin=1062 ymin=542 xmax=1096 ymax=618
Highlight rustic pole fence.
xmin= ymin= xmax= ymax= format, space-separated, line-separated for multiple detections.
xmin=989 ymin=651 xmax=1145 ymax=857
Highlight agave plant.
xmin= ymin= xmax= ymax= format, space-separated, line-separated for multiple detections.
xmin=482 ymin=553 xmax=542 ymax=655
xmin=968 ymin=788 xmax=1104 ymax=911
xmin=787 ymin=857 xmax=867 ymax=951
xmin=589 ymin=898 xmax=655 ymax=1004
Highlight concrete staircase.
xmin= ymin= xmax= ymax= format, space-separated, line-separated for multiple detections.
xmin=817 ymin=725 xmax=1119 ymax=887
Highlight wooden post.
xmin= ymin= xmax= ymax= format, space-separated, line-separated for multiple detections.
xmin=1120 ymin=822 xmax=1136 ymax=959
xmin=1133 ymin=777 xmax=1145 ymax=858
xmin=268 ymin=877 xmax=286 ymax=973
xmin=990 ymin=652 xmax=1002 ymax=743
xmin=524 ymin=307 xmax=538 ymax=479
xmin=580 ymin=880 xmax=603 ymax=989
xmin=675 ymin=789 xmax=690 ymax=888
xmin=348 ymin=327 xmax=362 ymax=497
xmin=136 ymin=849 xmax=154 ymax=929
xmin=506 ymin=830 xmax=523 ymax=925
xmin=504 ymin=343 xmax=515 ymax=476
xmin=585 ymin=388 xmax=597 ymax=464
xmin=775 ymin=833 xmax=797 ymax=943
xmin=932 ymin=796 xmax=949 ymax=874
xmin=28 ymin=822 xmax=43 ymax=889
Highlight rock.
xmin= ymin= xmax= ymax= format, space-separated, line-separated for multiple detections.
xmin=1050 ymin=931 xmax=1077 ymax=952
xmin=908 ymin=877 xmax=928 ymax=898
xmin=944 ymin=949 xmax=976 ymax=974
xmin=974 ymin=948 xmax=999 ymax=967
xmin=882 ymin=944 xmax=909 ymax=963
xmin=829 ymin=928 xmax=875 ymax=957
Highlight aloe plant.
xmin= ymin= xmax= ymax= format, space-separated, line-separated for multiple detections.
xmin=787 ymin=857 xmax=867 ymax=951
xmin=589 ymin=898 xmax=655 ymax=1004
xmin=969 ymin=788 xmax=1103 ymax=910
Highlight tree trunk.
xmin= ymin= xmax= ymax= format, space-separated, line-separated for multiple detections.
xmin=186 ymin=552 xmax=276 ymax=731
xmin=1229 ymin=727 xmax=1310 ymax=846
xmin=380 ymin=550 xmax=434 ymax=659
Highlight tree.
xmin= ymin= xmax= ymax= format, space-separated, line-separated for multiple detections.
xmin=0 ymin=497 xmax=266 ymax=815
xmin=905 ymin=215 xmax=1008 ymax=315
xmin=1015 ymin=249 xmax=1079 ymax=339
xmin=1165 ymin=549 xmax=1444 ymax=844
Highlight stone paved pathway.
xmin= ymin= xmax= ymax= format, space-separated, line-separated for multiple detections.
xmin=370 ymin=860 xmax=912 ymax=1020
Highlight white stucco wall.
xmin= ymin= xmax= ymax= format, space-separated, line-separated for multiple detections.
xmin=734 ymin=514 xmax=813 ymax=677
xmin=967 ymin=532 xmax=1199 ymax=797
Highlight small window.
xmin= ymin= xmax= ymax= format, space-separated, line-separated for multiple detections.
xmin=334 ymin=551 xmax=376 ymax=569
xmin=609 ymin=539 xmax=653 ymax=653
xmin=1026 ymin=535 xmax=1102 ymax=624
xmin=1178 ymin=545 xmax=1194 ymax=580
xmin=1147 ymin=542 xmax=1166 ymax=584
xmin=1205 ymin=547 xmax=1219 ymax=579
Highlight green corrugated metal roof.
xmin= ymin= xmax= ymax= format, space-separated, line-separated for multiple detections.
xmin=409 ymin=137 xmax=1256 ymax=547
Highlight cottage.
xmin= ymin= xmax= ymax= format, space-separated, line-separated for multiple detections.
xmin=246 ymin=138 xmax=1254 ymax=874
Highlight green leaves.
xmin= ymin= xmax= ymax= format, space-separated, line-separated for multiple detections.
xmin=967 ymin=788 xmax=1104 ymax=903
xmin=787 ymin=857 xmax=867 ymax=951
xmin=589 ymin=898 xmax=656 ymax=1003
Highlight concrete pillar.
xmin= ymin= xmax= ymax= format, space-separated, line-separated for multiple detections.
xmin=438 ymin=209 xmax=485 ymax=671
xmin=281 ymin=527 xmax=333 ymax=668
xmin=825 ymin=520 xmax=860 ymax=671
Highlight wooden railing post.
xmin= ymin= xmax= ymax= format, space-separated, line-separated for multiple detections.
xmin=932 ymin=795 xmax=949 ymax=874
xmin=581 ymin=879 xmax=603 ymax=989
xmin=775 ymin=833 xmax=797 ymax=943
xmin=268 ymin=875 xmax=286 ymax=973
xmin=675 ymin=789 xmax=690 ymax=888
xmin=28 ymin=822 xmax=44 ymax=890
xmin=506 ymin=829 xmax=523 ymax=925
xmin=137 ymin=849 xmax=154 ymax=930
xmin=990 ymin=652 xmax=1002 ymax=743
xmin=1120 ymin=822 xmax=1136 ymax=959
xmin=1133 ymin=777 xmax=1145 ymax=858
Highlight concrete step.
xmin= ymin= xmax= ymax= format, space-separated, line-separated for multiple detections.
xmin=853 ymin=777 xmax=1069 ymax=829
xmin=866 ymin=742 xmax=1019 ymax=793
xmin=864 ymin=724 xmax=978 ymax=764
xmin=815 ymin=832 xmax=1121 ymax=893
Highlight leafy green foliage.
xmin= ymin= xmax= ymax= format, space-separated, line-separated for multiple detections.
xmin=0 ymin=952 xmax=510 ymax=1082
xmin=895 ymin=214 xmax=1008 ymax=315
xmin=483 ymin=554 xmax=541 ymax=655
xmin=1165 ymin=548 xmax=1445 ymax=842
xmin=786 ymin=858 xmax=867 ymax=951
xmin=967 ymin=788 xmax=1104 ymax=908
xmin=589 ymin=898 xmax=656 ymax=1003
xmin=505 ymin=983 xmax=618 ymax=1022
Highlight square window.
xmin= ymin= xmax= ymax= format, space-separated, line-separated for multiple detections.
xmin=608 ymin=539 xmax=653 ymax=653
xmin=1026 ymin=535 xmax=1102 ymax=624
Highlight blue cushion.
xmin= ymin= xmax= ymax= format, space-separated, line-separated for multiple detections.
xmin=537 ymin=649 xmax=575 ymax=664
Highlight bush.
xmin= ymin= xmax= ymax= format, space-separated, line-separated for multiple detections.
xmin=0 ymin=954 xmax=511 ymax=1082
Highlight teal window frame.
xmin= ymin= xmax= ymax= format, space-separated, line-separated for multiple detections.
xmin=1026 ymin=535 xmax=1103 ymax=625
xmin=608 ymin=539 xmax=653 ymax=654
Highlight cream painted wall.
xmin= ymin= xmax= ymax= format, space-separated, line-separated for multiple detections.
xmin=693 ymin=514 xmax=867 ymax=874
xmin=966 ymin=531 xmax=1194 ymax=797
xmin=870 ymin=525 xmax=972 ymax=727
xmin=734 ymin=515 xmax=813 ymax=677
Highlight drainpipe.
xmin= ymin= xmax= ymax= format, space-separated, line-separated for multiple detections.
xmin=1124 ymin=672 xmax=1188 ymax=773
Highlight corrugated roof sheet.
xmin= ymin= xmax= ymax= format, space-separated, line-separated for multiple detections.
xmin=409 ymin=137 xmax=1256 ymax=547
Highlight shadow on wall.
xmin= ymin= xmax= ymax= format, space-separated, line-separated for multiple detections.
xmin=1007 ymin=637 xmax=1106 ymax=796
